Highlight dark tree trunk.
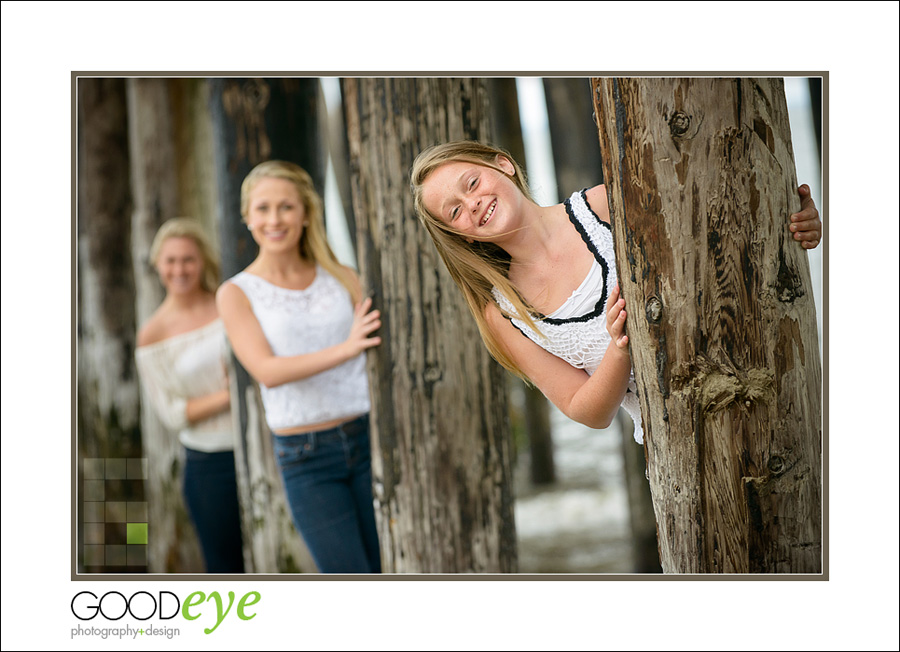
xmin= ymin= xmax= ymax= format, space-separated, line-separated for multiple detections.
xmin=209 ymin=77 xmax=325 ymax=573
xmin=77 ymin=77 xmax=142 ymax=572
xmin=544 ymin=77 xmax=605 ymax=199
xmin=485 ymin=78 xmax=527 ymax=164
xmin=593 ymin=77 xmax=822 ymax=573
xmin=807 ymin=78 xmax=822 ymax=160
xmin=342 ymin=78 xmax=517 ymax=572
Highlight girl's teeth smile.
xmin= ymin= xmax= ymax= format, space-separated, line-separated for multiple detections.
xmin=480 ymin=200 xmax=496 ymax=227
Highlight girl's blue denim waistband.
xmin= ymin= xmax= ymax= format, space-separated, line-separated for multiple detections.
xmin=183 ymin=447 xmax=237 ymax=463
xmin=272 ymin=413 xmax=369 ymax=447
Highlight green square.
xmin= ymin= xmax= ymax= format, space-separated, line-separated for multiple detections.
xmin=127 ymin=522 xmax=148 ymax=544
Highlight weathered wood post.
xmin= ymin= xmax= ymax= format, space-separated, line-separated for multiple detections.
xmin=342 ymin=78 xmax=517 ymax=572
xmin=592 ymin=77 xmax=822 ymax=573
xmin=126 ymin=78 xmax=205 ymax=573
xmin=77 ymin=77 xmax=143 ymax=572
xmin=209 ymin=77 xmax=323 ymax=573
xmin=543 ymin=77 xmax=606 ymax=195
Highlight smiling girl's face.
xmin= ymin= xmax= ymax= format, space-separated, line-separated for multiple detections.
xmin=420 ymin=156 xmax=526 ymax=242
xmin=156 ymin=236 xmax=204 ymax=296
xmin=245 ymin=177 xmax=307 ymax=254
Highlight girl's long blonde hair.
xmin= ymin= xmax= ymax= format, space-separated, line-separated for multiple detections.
xmin=241 ymin=160 xmax=360 ymax=304
xmin=149 ymin=217 xmax=221 ymax=293
xmin=411 ymin=140 xmax=543 ymax=382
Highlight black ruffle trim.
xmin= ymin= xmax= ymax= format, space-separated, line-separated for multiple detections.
xmin=535 ymin=190 xmax=609 ymax=325
xmin=497 ymin=189 xmax=614 ymax=329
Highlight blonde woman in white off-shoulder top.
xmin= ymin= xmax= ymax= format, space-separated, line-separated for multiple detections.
xmin=135 ymin=218 xmax=244 ymax=573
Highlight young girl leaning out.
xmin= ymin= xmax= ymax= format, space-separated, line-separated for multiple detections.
xmin=411 ymin=141 xmax=821 ymax=443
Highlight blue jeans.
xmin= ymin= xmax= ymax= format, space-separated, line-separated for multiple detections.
xmin=272 ymin=414 xmax=381 ymax=573
xmin=182 ymin=448 xmax=245 ymax=573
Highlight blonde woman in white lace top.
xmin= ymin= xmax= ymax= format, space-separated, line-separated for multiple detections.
xmin=135 ymin=218 xmax=244 ymax=573
xmin=217 ymin=161 xmax=382 ymax=574
xmin=411 ymin=141 xmax=822 ymax=443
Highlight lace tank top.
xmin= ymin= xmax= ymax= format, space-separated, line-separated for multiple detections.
xmin=491 ymin=190 xmax=644 ymax=444
xmin=226 ymin=266 xmax=370 ymax=431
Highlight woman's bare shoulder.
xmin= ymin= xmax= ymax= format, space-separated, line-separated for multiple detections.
xmin=139 ymin=294 xmax=219 ymax=347
xmin=584 ymin=184 xmax=610 ymax=223
xmin=137 ymin=309 xmax=169 ymax=348
xmin=216 ymin=279 xmax=250 ymax=309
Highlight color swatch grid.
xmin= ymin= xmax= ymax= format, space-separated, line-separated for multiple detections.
xmin=82 ymin=458 xmax=148 ymax=570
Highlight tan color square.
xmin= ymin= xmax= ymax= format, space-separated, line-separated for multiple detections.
xmin=84 ymin=480 xmax=104 ymax=502
xmin=105 ymin=458 xmax=126 ymax=480
xmin=127 ymin=545 xmax=148 ymax=566
xmin=127 ymin=458 xmax=148 ymax=480
xmin=84 ymin=458 xmax=104 ymax=480
xmin=83 ymin=502 xmax=105 ymax=523
xmin=105 ymin=502 xmax=127 ymax=523
xmin=126 ymin=502 xmax=148 ymax=521
xmin=83 ymin=522 xmax=105 ymax=545
xmin=84 ymin=545 xmax=104 ymax=566
xmin=106 ymin=545 xmax=126 ymax=566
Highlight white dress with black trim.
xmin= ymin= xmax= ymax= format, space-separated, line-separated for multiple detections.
xmin=491 ymin=189 xmax=644 ymax=444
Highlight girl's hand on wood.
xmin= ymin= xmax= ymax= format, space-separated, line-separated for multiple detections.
xmin=345 ymin=296 xmax=382 ymax=357
xmin=606 ymin=283 xmax=629 ymax=353
xmin=791 ymin=184 xmax=821 ymax=249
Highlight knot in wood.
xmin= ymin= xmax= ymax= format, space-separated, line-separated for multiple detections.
xmin=423 ymin=365 xmax=442 ymax=383
xmin=669 ymin=111 xmax=691 ymax=137
xmin=776 ymin=255 xmax=804 ymax=303
xmin=768 ymin=456 xmax=784 ymax=474
xmin=242 ymin=79 xmax=270 ymax=109
xmin=645 ymin=296 xmax=663 ymax=324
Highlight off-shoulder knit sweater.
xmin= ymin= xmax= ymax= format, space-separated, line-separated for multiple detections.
xmin=135 ymin=319 xmax=235 ymax=452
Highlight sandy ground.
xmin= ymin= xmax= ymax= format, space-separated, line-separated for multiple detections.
xmin=514 ymin=406 xmax=636 ymax=574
